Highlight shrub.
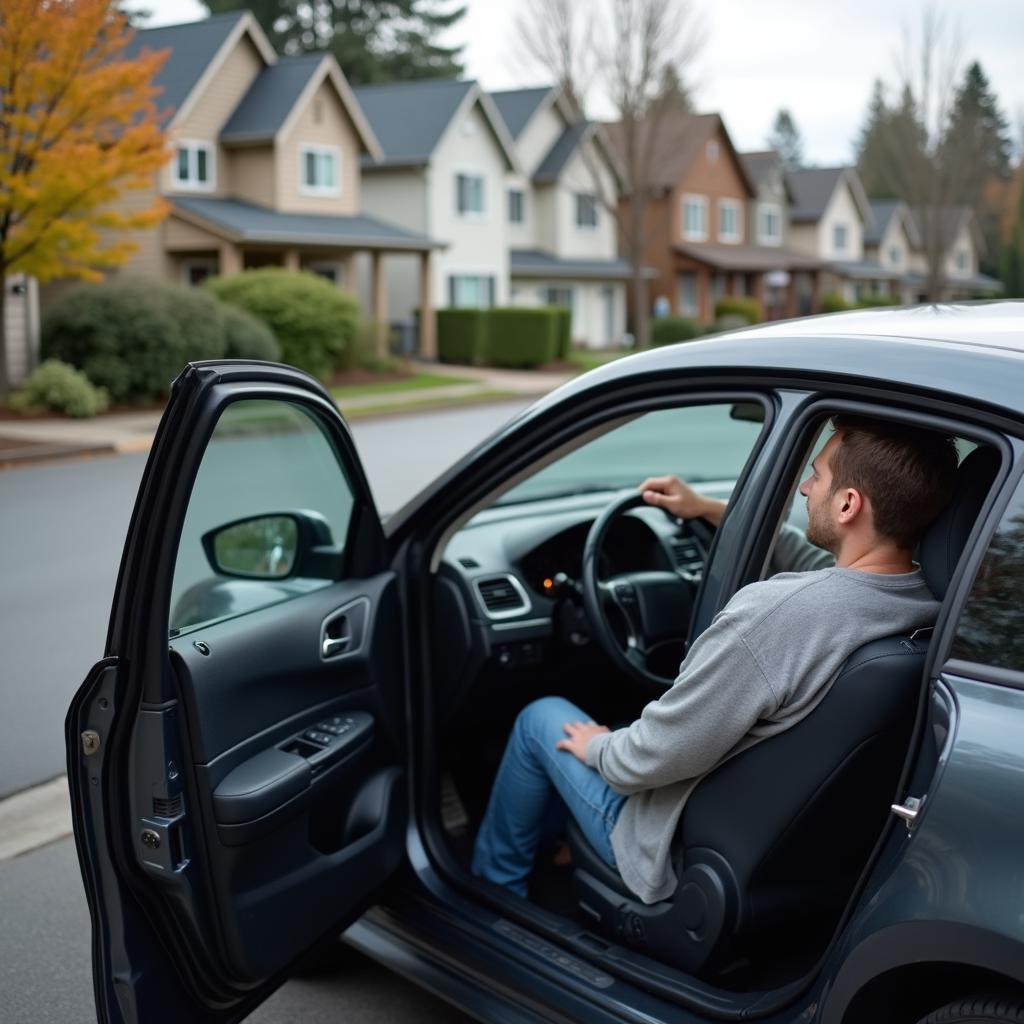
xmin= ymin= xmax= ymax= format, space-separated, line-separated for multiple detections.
xmin=42 ymin=280 xmax=228 ymax=402
xmin=486 ymin=308 xmax=559 ymax=368
xmin=553 ymin=306 xmax=572 ymax=360
xmin=437 ymin=309 xmax=488 ymax=364
xmin=714 ymin=296 xmax=761 ymax=325
xmin=856 ymin=293 xmax=899 ymax=308
xmin=820 ymin=292 xmax=853 ymax=313
xmin=650 ymin=315 xmax=702 ymax=347
xmin=220 ymin=305 xmax=280 ymax=361
xmin=713 ymin=313 xmax=751 ymax=333
xmin=8 ymin=359 xmax=109 ymax=418
xmin=206 ymin=269 xmax=359 ymax=380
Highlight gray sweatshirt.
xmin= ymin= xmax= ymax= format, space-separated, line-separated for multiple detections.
xmin=585 ymin=528 xmax=938 ymax=904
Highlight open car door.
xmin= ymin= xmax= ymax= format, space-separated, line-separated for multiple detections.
xmin=66 ymin=362 xmax=408 ymax=1023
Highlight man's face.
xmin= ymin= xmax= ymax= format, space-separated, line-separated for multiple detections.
xmin=799 ymin=434 xmax=841 ymax=553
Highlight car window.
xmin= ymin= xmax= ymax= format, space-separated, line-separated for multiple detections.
xmin=496 ymin=402 xmax=764 ymax=506
xmin=168 ymin=399 xmax=355 ymax=636
xmin=950 ymin=475 xmax=1024 ymax=672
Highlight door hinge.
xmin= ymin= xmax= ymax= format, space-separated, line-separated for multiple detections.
xmin=82 ymin=730 xmax=101 ymax=756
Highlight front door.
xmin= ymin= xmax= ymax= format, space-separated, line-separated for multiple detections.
xmin=66 ymin=362 xmax=408 ymax=1023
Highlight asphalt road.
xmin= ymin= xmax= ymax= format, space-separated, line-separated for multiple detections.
xmin=0 ymin=399 xmax=530 ymax=799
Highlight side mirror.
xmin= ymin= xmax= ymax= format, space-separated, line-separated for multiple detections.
xmin=201 ymin=510 xmax=342 ymax=580
xmin=729 ymin=402 xmax=765 ymax=423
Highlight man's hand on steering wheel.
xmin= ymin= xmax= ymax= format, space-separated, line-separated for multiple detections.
xmin=639 ymin=475 xmax=727 ymax=527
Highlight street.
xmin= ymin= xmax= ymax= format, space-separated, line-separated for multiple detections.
xmin=0 ymin=399 xmax=529 ymax=1023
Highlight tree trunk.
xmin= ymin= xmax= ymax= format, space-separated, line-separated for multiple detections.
xmin=630 ymin=195 xmax=649 ymax=349
xmin=0 ymin=275 xmax=9 ymax=398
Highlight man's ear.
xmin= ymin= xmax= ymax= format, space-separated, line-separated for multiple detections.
xmin=837 ymin=488 xmax=864 ymax=524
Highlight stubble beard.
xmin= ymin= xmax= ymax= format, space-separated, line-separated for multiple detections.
xmin=805 ymin=498 xmax=839 ymax=554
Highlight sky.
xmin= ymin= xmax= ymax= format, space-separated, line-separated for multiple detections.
xmin=132 ymin=0 xmax=1024 ymax=166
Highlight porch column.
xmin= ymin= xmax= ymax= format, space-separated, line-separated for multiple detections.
xmin=418 ymin=250 xmax=436 ymax=360
xmin=219 ymin=241 xmax=242 ymax=276
xmin=371 ymin=249 xmax=388 ymax=360
xmin=283 ymin=248 xmax=300 ymax=272
xmin=752 ymin=273 xmax=765 ymax=317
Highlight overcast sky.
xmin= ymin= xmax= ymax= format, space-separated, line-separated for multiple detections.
xmin=134 ymin=0 xmax=1024 ymax=166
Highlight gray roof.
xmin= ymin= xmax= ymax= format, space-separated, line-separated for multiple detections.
xmin=353 ymin=79 xmax=475 ymax=166
xmin=864 ymin=199 xmax=908 ymax=247
xmin=674 ymin=243 xmax=821 ymax=272
xmin=830 ymin=259 xmax=903 ymax=282
xmin=740 ymin=151 xmax=779 ymax=190
xmin=221 ymin=55 xmax=323 ymax=143
xmin=533 ymin=122 xmax=591 ymax=184
xmin=126 ymin=12 xmax=247 ymax=124
xmin=172 ymin=197 xmax=442 ymax=250
xmin=490 ymin=87 xmax=552 ymax=139
xmin=509 ymin=249 xmax=636 ymax=281
xmin=787 ymin=167 xmax=846 ymax=222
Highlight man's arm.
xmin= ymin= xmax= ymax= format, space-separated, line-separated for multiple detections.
xmin=639 ymin=475 xmax=726 ymax=526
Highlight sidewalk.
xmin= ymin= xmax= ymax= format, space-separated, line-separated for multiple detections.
xmin=0 ymin=362 xmax=577 ymax=467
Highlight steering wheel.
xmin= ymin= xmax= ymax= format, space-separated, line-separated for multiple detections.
xmin=581 ymin=493 xmax=710 ymax=687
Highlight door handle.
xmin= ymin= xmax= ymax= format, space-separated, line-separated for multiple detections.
xmin=322 ymin=635 xmax=351 ymax=658
xmin=891 ymin=795 xmax=924 ymax=830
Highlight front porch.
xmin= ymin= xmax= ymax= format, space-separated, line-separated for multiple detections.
xmin=168 ymin=197 xmax=444 ymax=358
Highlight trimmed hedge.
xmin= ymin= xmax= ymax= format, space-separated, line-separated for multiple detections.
xmin=9 ymin=359 xmax=109 ymax=417
xmin=206 ymin=269 xmax=358 ymax=381
xmin=650 ymin=315 xmax=703 ymax=347
xmin=714 ymin=296 xmax=761 ymax=325
xmin=857 ymin=293 xmax=899 ymax=308
xmin=820 ymin=292 xmax=853 ymax=313
xmin=41 ymin=280 xmax=281 ymax=402
xmin=437 ymin=309 xmax=488 ymax=364
xmin=487 ymin=308 xmax=559 ymax=368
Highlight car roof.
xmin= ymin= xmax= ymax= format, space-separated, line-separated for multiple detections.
xmin=533 ymin=301 xmax=1024 ymax=425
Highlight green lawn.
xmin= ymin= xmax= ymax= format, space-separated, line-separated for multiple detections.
xmin=341 ymin=389 xmax=519 ymax=420
xmin=567 ymin=348 xmax=633 ymax=373
xmin=329 ymin=372 xmax=472 ymax=400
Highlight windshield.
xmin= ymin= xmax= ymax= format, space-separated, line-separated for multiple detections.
xmin=497 ymin=403 xmax=765 ymax=505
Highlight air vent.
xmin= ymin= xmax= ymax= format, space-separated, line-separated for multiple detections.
xmin=672 ymin=537 xmax=702 ymax=571
xmin=475 ymin=574 xmax=531 ymax=620
xmin=458 ymin=557 xmax=480 ymax=569
xmin=153 ymin=794 xmax=183 ymax=819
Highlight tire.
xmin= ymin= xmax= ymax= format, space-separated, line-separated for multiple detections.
xmin=917 ymin=994 xmax=1024 ymax=1024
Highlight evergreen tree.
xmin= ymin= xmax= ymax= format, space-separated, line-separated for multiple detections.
xmin=946 ymin=61 xmax=1013 ymax=191
xmin=205 ymin=0 xmax=467 ymax=85
xmin=1002 ymin=174 xmax=1024 ymax=297
xmin=766 ymin=108 xmax=803 ymax=169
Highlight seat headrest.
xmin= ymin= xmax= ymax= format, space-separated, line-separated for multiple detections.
xmin=920 ymin=446 xmax=1000 ymax=600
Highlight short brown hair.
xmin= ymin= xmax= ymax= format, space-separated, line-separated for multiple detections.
xmin=827 ymin=415 xmax=958 ymax=549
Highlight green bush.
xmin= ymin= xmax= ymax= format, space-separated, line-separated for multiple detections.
xmin=8 ymin=359 xmax=109 ymax=418
xmin=650 ymin=315 xmax=703 ymax=347
xmin=206 ymin=269 xmax=359 ymax=380
xmin=856 ymin=293 xmax=899 ymax=308
xmin=220 ymin=304 xmax=281 ymax=361
xmin=820 ymin=292 xmax=853 ymax=313
xmin=42 ymin=281 xmax=229 ymax=402
xmin=553 ymin=306 xmax=572 ymax=360
xmin=714 ymin=296 xmax=761 ymax=324
xmin=436 ymin=309 xmax=488 ymax=364
xmin=486 ymin=308 xmax=559 ymax=368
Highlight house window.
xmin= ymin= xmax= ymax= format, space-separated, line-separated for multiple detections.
xmin=182 ymin=259 xmax=218 ymax=286
xmin=172 ymin=141 xmax=215 ymax=191
xmin=718 ymin=199 xmax=742 ymax=243
xmin=299 ymin=145 xmax=340 ymax=196
xmin=448 ymin=274 xmax=495 ymax=308
xmin=456 ymin=173 xmax=486 ymax=216
xmin=758 ymin=203 xmax=782 ymax=245
xmin=682 ymin=195 xmax=708 ymax=241
xmin=956 ymin=249 xmax=969 ymax=273
xmin=678 ymin=272 xmax=698 ymax=315
xmin=833 ymin=223 xmax=849 ymax=254
xmin=576 ymin=193 xmax=598 ymax=229
xmin=543 ymin=286 xmax=574 ymax=309
xmin=889 ymin=245 xmax=901 ymax=266
xmin=508 ymin=189 xmax=524 ymax=224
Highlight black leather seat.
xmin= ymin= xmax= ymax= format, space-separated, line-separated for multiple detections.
xmin=567 ymin=446 xmax=999 ymax=974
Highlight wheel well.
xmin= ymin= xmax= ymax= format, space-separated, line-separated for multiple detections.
xmin=842 ymin=962 xmax=1023 ymax=1023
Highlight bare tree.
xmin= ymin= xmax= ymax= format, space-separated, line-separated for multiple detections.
xmin=514 ymin=0 xmax=594 ymax=117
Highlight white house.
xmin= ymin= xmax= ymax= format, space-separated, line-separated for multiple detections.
xmin=353 ymin=79 xmax=520 ymax=323
xmin=491 ymin=87 xmax=629 ymax=348
xmin=907 ymin=206 xmax=1002 ymax=300
xmin=863 ymin=199 xmax=921 ymax=303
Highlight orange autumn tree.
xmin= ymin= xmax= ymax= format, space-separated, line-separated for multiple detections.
xmin=0 ymin=0 xmax=170 ymax=396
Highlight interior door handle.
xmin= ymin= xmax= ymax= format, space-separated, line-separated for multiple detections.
xmin=891 ymin=795 xmax=924 ymax=830
xmin=322 ymin=635 xmax=350 ymax=657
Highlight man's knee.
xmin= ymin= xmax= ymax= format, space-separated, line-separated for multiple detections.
xmin=514 ymin=696 xmax=584 ymax=745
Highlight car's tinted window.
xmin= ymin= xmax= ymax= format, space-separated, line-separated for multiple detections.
xmin=168 ymin=399 xmax=355 ymax=636
xmin=951 ymin=476 xmax=1024 ymax=672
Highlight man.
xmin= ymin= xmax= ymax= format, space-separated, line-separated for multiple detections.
xmin=471 ymin=416 xmax=958 ymax=905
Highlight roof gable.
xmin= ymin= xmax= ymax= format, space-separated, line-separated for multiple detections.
xmin=865 ymin=199 xmax=921 ymax=249
xmin=788 ymin=166 xmax=872 ymax=226
xmin=491 ymin=87 xmax=554 ymax=140
xmin=740 ymin=150 xmax=794 ymax=202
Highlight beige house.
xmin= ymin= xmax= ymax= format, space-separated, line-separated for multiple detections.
xmin=3 ymin=274 xmax=40 ymax=387
xmin=102 ymin=12 xmax=443 ymax=355
xmin=906 ymin=206 xmax=1002 ymax=301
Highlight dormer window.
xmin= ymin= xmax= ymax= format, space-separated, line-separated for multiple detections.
xmin=299 ymin=145 xmax=340 ymax=197
xmin=955 ymin=249 xmax=969 ymax=272
xmin=889 ymin=245 xmax=901 ymax=266
xmin=172 ymin=141 xmax=215 ymax=191
xmin=456 ymin=173 xmax=485 ymax=217
xmin=833 ymin=223 xmax=849 ymax=254
xmin=576 ymin=193 xmax=598 ymax=229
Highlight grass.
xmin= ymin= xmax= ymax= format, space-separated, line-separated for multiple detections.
xmin=329 ymin=372 xmax=473 ymax=400
xmin=567 ymin=348 xmax=633 ymax=373
xmin=340 ymin=390 xmax=520 ymax=420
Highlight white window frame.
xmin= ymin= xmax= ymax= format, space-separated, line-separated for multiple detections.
xmin=678 ymin=272 xmax=698 ymax=316
xmin=718 ymin=198 xmax=742 ymax=244
xmin=508 ymin=188 xmax=525 ymax=225
xmin=448 ymin=273 xmax=496 ymax=308
xmin=757 ymin=202 xmax=783 ymax=246
xmin=455 ymin=171 xmax=486 ymax=219
xmin=833 ymin=222 xmax=849 ymax=254
xmin=681 ymin=194 xmax=708 ymax=242
xmin=575 ymin=192 xmax=598 ymax=230
xmin=888 ymin=244 xmax=902 ymax=267
xmin=298 ymin=144 xmax=341 ymax=197
xmin=171 ymin=140 xmax=216 ymax=192
xmin=955 ymin=249 xmax=969 ymax=273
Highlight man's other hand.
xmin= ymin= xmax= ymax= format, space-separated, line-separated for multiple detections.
xmin=556 ymin=720 xmax=610 ymax=763
xmin=639 ymin=474 xmax=726 ymax=527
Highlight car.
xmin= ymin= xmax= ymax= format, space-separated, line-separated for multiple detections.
xmin=67 ymin=302 xmax=1024 ymax=1024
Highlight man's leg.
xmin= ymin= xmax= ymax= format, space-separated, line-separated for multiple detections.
xmin=471 ymin=696 xmax=626 ymax=897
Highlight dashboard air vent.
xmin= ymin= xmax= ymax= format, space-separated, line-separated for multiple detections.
xmin=475 ymin=575 xmax=530 ymax=619
xmin=458 ymin=557 xmax=480 ymax=569
xmin=672 ymin=537 xmax=702 ymax=571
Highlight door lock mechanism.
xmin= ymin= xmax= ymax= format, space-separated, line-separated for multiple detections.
xmin=891 ymin=795 xmax=924 ymax=830
xmin=82 ymin=731 xmax=101 ymax=756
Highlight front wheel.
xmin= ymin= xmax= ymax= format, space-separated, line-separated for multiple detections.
xmin=916 ymin=994 xmax=1024 ymax=1024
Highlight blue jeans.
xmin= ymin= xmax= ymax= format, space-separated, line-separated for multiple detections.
xmin=471 ymin=696 xmax=626 ymax=897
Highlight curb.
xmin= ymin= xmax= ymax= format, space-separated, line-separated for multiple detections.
xmin=0 ymin=441 xmax=118 ymax=469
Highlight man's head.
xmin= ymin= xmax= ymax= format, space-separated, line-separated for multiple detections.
xmin=799 ymin=415 xmax=958 ymax=557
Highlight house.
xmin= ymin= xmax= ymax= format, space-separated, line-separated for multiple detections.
xmin=863 ymin=199 xmax=921 ymax=303
xmin=92 ymin=12 xmax=443 ymax=355
xmin=609 ymin=113 xmax=820 ymax=328
xmin=3 ymin=274 xmax=40 ymax=388
xmin=352 ymin=79 xmax=519 ymax=326
xmin=491 ymin=86 xmax=629 ymax=348
xmin=786 ymin=166 xmax=876 ymax=304
xmin=907 ymin=206 xmax=1002 ymax=300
